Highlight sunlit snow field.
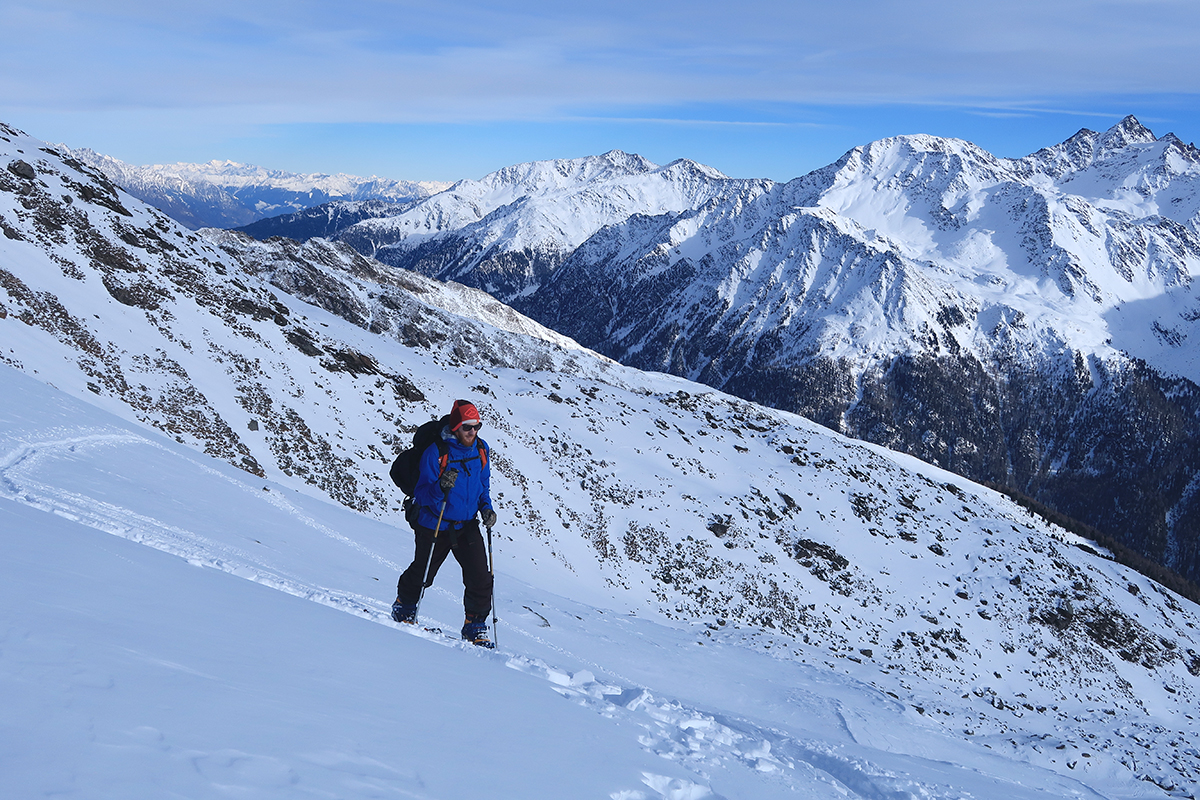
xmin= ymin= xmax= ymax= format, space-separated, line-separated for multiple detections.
xmin=3 ymin=363 xmax=1186 ymax=799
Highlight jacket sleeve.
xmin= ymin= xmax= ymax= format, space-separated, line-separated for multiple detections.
xmin=413 ymin=442 xmax=444 ymax=512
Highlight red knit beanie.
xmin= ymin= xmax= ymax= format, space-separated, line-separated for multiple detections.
xmin=449 ymin=399 xmax=481 ymax=431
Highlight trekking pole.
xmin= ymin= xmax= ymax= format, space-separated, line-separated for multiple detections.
xmin=486 ymin=520 xmax=498 ymax=648
xmin=414 ymin=496 xmax=449 ymax=619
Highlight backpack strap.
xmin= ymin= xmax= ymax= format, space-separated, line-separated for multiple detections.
xmin=438 ymin=442 xmax=487 ymax=477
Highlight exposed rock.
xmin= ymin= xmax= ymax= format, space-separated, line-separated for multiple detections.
xmin=7 ymin=159 xmax=35 ymax=180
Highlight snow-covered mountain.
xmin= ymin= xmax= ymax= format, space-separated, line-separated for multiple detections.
xmin=276 ymin=118 xmax=1200 ymax=586
xmin=63 ymin=146 xmax=451 ymax=230
xmin=4 ymin=119 xmax=1200 ymax=797
xmin=530 ymin=118 xmax=1200 ymax=586
xmin=328 ymin=149 xmax=767 ymax=299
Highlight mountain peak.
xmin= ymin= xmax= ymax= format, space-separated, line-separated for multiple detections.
xmin=660 ymin=157 xmax=730 ymax=180
xmin=1022 ymin=114 xmax=1166 ymax=177
xmin=1099 ymin=114 xmax=1157 ymax=149
xmin=479 ymin=150 xmax=659 ymax=190
xmin=597 ymin=149 xmax=657 ymax=171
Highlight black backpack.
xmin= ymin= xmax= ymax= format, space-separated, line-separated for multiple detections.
xmin=389 ymin=415 xmax=488 ymax=529
xmin=390 ymin=415 xmax=451 ymax=496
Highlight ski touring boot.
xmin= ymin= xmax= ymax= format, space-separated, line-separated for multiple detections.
xmin=461 ymin=613 xmax=495 ymax=649
xmin=391 ymin=599 xmax=418 ymax=624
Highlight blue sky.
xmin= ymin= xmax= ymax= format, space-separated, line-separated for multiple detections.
xmin=3 ymin=0 xmax=1199 ymax=182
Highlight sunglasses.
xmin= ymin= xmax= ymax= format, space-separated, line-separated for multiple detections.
xmin=460 ymin=423 xmax=482 ymax=432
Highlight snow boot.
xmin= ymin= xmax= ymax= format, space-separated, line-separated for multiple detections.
xmin=461 ymin=613 xmax=494 ymax=648
xmin=391 ymin=599 xmax=418 ymax=624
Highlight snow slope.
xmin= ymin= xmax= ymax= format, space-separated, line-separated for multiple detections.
xmin=3 ymin=120 xmax=1200 ymax=797
xmin=4 ymin=365 xmax=1198 ymax=799
xmin=0 ymin=371 xmax=687 ymax=799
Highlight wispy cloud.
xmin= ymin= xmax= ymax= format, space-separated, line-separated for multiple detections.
xmin=5 ymin=0 xmax=1200 ymax=123
xmin=3 ymin=1 xmax=1198 ymax=181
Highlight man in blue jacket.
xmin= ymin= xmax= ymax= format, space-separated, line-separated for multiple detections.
xmin=392 ymin=400 xmax=498 ymax=645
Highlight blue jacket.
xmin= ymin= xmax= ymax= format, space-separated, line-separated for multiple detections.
xmin=413 ymin=427 xmax=493 ymax=532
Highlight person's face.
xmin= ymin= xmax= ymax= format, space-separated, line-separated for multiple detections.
xmin=455 ymin=421 xmax=481 ymax=447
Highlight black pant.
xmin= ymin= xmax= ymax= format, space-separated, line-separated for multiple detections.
xmin=396 ymin=521 xmax=492 ymax=617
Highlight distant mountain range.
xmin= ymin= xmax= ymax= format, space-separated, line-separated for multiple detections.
xmin=63 ymin=147 xmax=451 ymax=230
xmin=225 ymin=117 xmax=1200 ymax=586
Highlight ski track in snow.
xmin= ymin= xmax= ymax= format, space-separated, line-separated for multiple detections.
xmin=0 ymin=429 xmax=398 ymax=618
xmin=0 ymin=425 xmax=1080 ymax=800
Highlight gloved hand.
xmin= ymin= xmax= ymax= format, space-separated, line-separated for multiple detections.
xmin=439 ymin=468 xmax=458 ymax=492
xmin=481 ymin=508 xmax=497 ymax=528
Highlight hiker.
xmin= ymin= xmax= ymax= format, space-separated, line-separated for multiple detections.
xmin=392 ymin=399 xmax=498 ymax=645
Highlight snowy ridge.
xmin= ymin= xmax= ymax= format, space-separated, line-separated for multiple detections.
xmin=332 ymin=150 xmax=766 ymax=298
xmin=282 ymin=123 xmax=1200 ymax=581
xmin=62 ymin=146 xmax=450 ymax=230
xmin=232 ymin=198 xmax=421 ymax=242
xmin=4 ymin=119 xmax=1200 ymax=796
